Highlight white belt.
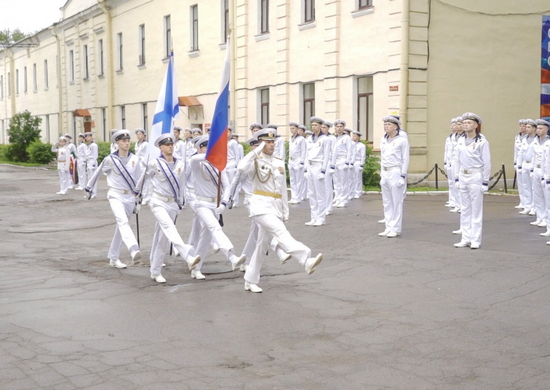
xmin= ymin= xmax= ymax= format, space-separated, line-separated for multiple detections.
xmin=382 ymin=166 xmax=400 ymax=171
xmin=523 ymin=160 xmax=532 ymax=164
xmin=535 ymin=164 xmax=542 ymax=169
xmin=152 ymin=192 xmax=175 ymax=202
xmin=196 ymin=195 xmax=216 ymax=203
xmin=461 ymin=168 xmax=482 ymax=174
xmin=109 ymin=187 xmax=133 ymax=195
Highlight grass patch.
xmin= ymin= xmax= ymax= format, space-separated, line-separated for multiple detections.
xmin=0 ymin=159 xmax=48 ymax=167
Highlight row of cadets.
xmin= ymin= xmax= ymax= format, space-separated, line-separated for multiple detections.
xmin=514 ymin=120 xmax=527 ymax=209
xmin=237 ymin=128 xmax=323 ymax=293
xmin=378 ymin=116 xmax=410 ymax=238
xmin=85 ymin=130 xmax=146 ymax=269
xmin=452 ymin=113 xmax=491 ymax=249
xmin=51 ymin=136 xmax=71 ymax=195
xmin=288 ymin=121 xmax=308 ymax=203
xmin=516 ymin=119 xmax=538 ymax=216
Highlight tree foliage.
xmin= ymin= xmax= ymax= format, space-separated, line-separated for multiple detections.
xmin=0 ymin=28 xmax=29 ymax=47
xmin=6 ymin=110 xmax=42 ymax=162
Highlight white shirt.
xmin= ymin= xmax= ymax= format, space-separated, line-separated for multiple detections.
xmin=190 ymin=154 xmax=230 ymax=201
xmin=380 ymin=132 xmax=410 ymax=177
xmin=289 ymin=134 xmax=307 ymax=167
xmin=454 ymin=135 xmax=491 ymax=183
xmin=331 ymin=134 xmax=353 ymax=166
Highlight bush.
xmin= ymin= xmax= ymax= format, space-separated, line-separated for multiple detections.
xmin=6 ymin=110 xmax=42 ymax=162
xmin=363 ymin=143 xmax=381 ymax=188
xmin=28 ymin=141 xmax=55 ymax=164
xmin=5 ymin=143 xmax=28 ymax=162
xmin=0 ymin=144 xmax=8 ymax=160
xmin=97 ymin=141 xmax=112 ymax=164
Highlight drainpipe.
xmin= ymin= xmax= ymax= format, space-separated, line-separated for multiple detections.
xmin=399 ymin=0 xmax=410 ymax=128
xmin=50 ymin=26 xmax=64 ymax=136
xmin=98 ymin=0 xmax=114 ymax=132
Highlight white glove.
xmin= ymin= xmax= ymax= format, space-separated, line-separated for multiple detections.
xmin=318 ymin=173 xmax=325 ymax=180
xmin=481 ymin=185 xmax=488 ymax=193
xmin=133 ymin=202 xmax=141 ymax=214
xmin=455 ymin=181 xmax=460 ymax=189
xmin=397 ymin=178 xmax=405 ymax=188
xmin=329 ymin=168 xmax=335 ymax=174
xmin=530 ymin=171 xmax=534 ymax=178
xmin=347 ymin=163 xmax=353 ymax=170
xmin=215 ymin=204 xmax=226 ymax=216
xmin=299 ymin=163 xmax=305 ymax=170
xmin=255 ymin=141 xmax=265 ymax=155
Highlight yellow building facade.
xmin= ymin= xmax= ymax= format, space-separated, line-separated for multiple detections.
xmin=0 ymin=0 xmax=548 ymax=176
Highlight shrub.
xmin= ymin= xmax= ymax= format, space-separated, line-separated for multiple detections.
xmin=363 ymin=143 xmax=381 ymax=188
xmin=28 ymin=141 xmax=55 ymax=164
xmin=97 ymin=141 xmax=112 ymax=164
xmin=6 ymin=110 xmax=42 ymax=162
xmin=0 ymin=144 xmax=8 ymax=160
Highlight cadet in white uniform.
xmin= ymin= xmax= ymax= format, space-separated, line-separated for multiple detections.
xmin=63 ymin=134 xmax=77 ymax=189
xmin=538 ymin=120 xmax=550 ymax=239
xmin=344 ymin=128 xmax=357 ymax=201
xmin=351 ymin=130 xmax=366 ymax=198
xmin=288 ymin=121 xmax=307 ymax=203
xmin=331 ymin=120 xmax=353 ymax=208
xmin=444 ymin=118 xmax=458 ymax=208
xmin=305 ymin=117 xmax=331 ymax=226
xmin=517 ymin=120 xmax=538 ymax=215
xmin=141 ymin=133 xmax=201 ymax=282
xmin=529 ymin=121 xmax=549 ymax=227
xmin=379 ymin=116 xmax=410 ymax=238
xmin=514 ymin=120 xmax=527 ymax=209
xmin=84 ymin=132 xmax=99 ymax=198
xmin=51 ymin=136 xmax=71 ymax=195
xmin=237 ymin=129 xmax=323 ymax=293
xmin=86 ymin=130 xmax=143 ymax=269
xmin=322 ymin=122 xmax=336 ymax=216
xmin=75 ymin=134 xmax=87 ymax=190
xmin=172 ymin=127 xmax=186 ymax=161
xmin=188 ymin=136 xmax=246 ymax=279
xmin=271 ymin=124 xmax=286 ymax=161
xmin=453 ymin=113 xmax=491 ymax=249
xmin=134 ymin=129 xmax=148 ymax=162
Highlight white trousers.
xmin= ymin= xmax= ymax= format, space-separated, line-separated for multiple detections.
xmin=306 ymin=163 xmax=326 ymax=223
xmin=149 ymin=198 xmax=193 ymax=275
xmin=353 ymin=165 xmax=363 ymax=197
xmin=57 ymin=167 xmax=70 ymax=193
xmin=226 ymin=161 xmax=240 ymax=206
xmin=107 ymin=191 xmax=139 ymax=261
xmin=532 ymin=169 xmax=546 ymax=221
xmin=380 ymin=169 xmax=405 ymax=234
xmin=289 ymin=164 xmax=306 ymax=201
xmin=458 ymin=172 xmax=484 ymax=246
xmin=324 ymin=171 xmax=334 ymax=213
xmin=333 ymin=159 xmax=348 ymax=205
xmin=447 ymin=167 xmax=459 ymax=206
xmin=87 ymin=161 xmax=98 ymax=196
xmin=77 ymin=160 xmax=87 ymax=188
xmin=244 ymin=213 xmax=311 ymax=284
xmin=516 ymin=167 xmax=526 ymax=206
xmin=346 ymin=165 xmax=355 ymax=200
xmin=520 ymin=168 xmax=533 ymax=210
xmin=193 ymin=201 xmax=235 ymax=270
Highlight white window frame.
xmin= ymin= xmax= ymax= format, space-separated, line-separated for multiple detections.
xmin=32 ymin=63 xmax=37 ymax=92
xmin=117 ymin=33 xmax=123 ymax=71
xmin=190 ymin=5 xmax=199 ymax=52
xmin=164 ymin=15 xmax=172 ymax=58
xmin=69 ymin=50 xmax=75 ymax=82
xmin=139 ymin=24 xmax=146 ymax=66
xmin=98 ymin=39 xmax=104 ymax=76
xmin=83 ymin=45 xmax=89 ymax=79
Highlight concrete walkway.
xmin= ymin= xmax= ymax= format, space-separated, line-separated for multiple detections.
xmin=1 ymin=165 xmax=549 ymax=389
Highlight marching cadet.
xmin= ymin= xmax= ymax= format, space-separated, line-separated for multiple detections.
xmin=453 ymin=113 xmax=491 ymax=249
xmin=529 ymin=120 xmax=549 ymax=227
xmin=514 ymin=120 xmax=527 ymax=209
xmin=379 ymin=116 xmax=410 ymax=238
xmin=321 ymin=121 xmax=336 ymax=216
xmin=517 ymin=119 xmax=538 ymax=216
xmin=351 ymin=130 xmax=366 ymax=198
xmin=237 ymin=128 xmax=323 ymax=293
xmin=226 ymin=126 xmax=243 ymax=208
xmin=75 ymin=133 xmax=87 ymax=190
xmin=51 ymin=136 xmax=71 ymax=195
xmin=331 ymin=120 xmax=353 ymax=208
xmin=141 ymin=133 xmax=201 ymax=282
xmin=188 ymin=135 xmax=246 ymax=280
xmin=84 ymin=132 xmax=99 ymax=199
xmin=173 ymin=126 xmax=186 ymax=161
xmin=288 ymin=121 xmax=308 ymax=203
xmin=85 ymin=130 xmax=143 ymax=269
xmin=134 ymin=128 xmax=148 ymax=162
xmin=305 ymin=117 xmax=331 ymax=226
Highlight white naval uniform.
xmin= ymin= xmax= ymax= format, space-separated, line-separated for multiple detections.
xmin=514 ymin=133 xmax=526 ymax=207
xmin=450 ymin=134 xmax=463 ymax=210
xmin=88 ymin=152 xmax=141 ymax=262
xmin=274 ymin=136 xmax=286 ymax=161
xmin=288 ymin=134 xmax=308 ymax=202
xmin=51 ymin=144 xmax=71 ymax=193
xmin=531 ymin=136 xmax=548 ymax=223
xmin=76 ymin=142 xmax=87 ymax=188
xmin=306 ymin=133 xmax=331 ymax=224
xmin=189 ymin=153 xmax=236 ymax=270
xmin=134 ymin=140 xmax=149 ymax=162
xmin=517 ymin=135 xmax=536 ymax=212
xmin=453 ymin=134 xmax=491 ymax=247
xmin=173 ymin=139 xmax=186 ymax=161
xmin=144 ymin=156 xmax=194 ymax=276
xmin=331 ymin=133 xmax=353 ymax=206
xmin=346 ymin=139 xmax=357 ymax=200
xmin=444 ymin=134 xmax=457 ymax=206
xmin=238 ymin=148 xmax=312 ymax=285
xmin=226 ymin=138 xmax=242 ymax=206
xmin=85 ymin=141 xmax=99 ymax=197
xmin=352 ymin=141 xmax=367 ymax=198
xmin=324 ymin=134 xmax=336 ymax=214
xmin=380 ymin=131 xmax=410 ymax=235
xmin=542 ymin=140 xmax=550 ymax=229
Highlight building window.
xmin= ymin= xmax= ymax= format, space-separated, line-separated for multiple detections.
xmin=98 ymin=39 xmax=104 ymax=76
xmin=222 ymin=0 xmax=229 ymax=43
xmin=15 ymin=69 xmax=19 ymax=95
xmin=164 ymin=16 xmax=171 ymax=58
xmin=139 ymin=24 xmax=146 ymax=65
xmin=190 ymin=5 xmax=199 ymax=52
xmin=117 ymin=33 xmax=123 ymax=70
xmin=0 ymin=75 xmax=3 ymax=100
xmin=7 ymin=72 xmax=11 ymax=96
xmin=260 ymin=88 xmax=269 ymax=125
xmin=44 ymin=60 xmax=49 ymax=89
xmin=302 ymin=83 xmax=315 ymax=125
xmin=260 ymin=0 xmax=269 ymax=34
xmin=358 ymin=0 xmax=373 ymax=9
xmin=101 ymin=107 xmax=107 ymax=140
xmin=69 ymin=50 xmax=75 ymax=82
xmin=142 ymin=103 xmax=148 ymax=130
xmin=32 ymin=63 xmax=37 ymax=92
xmin=357 ymin=76 xmax=374 ymax=141
xmin=304 ymin=0 xmax=315 ymax=23
xmin=83 ymin=45 xmax=89 ymax=79
xmin=23 ymin=66 xmax=27 ymax=93
xmin=120 ymin=106 xmax=126 ymax=128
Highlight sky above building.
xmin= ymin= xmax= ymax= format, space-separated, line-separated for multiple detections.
xmin=0 ymin=0 xmax=66 ymax=35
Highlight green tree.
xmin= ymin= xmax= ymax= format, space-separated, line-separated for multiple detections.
xmin=6 ymin=110 xmax=42 ymax=162
xmin=0 ymin=28 xmax=28 ymax=47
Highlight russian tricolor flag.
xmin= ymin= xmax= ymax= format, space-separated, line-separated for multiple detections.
xmin=148 ymin=52 xmax=179 ymax=158
xmin=205 ymin=40 xmax=230 ymax=172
